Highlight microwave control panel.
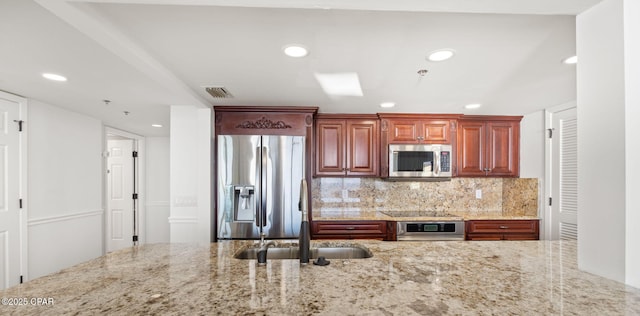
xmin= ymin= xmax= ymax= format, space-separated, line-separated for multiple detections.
xmin=441 ymin=151 xmax=450 ymax=172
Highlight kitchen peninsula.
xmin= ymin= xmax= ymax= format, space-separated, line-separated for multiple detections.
xmin=1 ymin=240 xmax=639 ymax=315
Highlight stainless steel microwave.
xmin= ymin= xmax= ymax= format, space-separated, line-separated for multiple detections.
xmin=388 ymin=144 xmax=452 ymax=179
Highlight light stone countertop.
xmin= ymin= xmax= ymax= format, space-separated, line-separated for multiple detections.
xmin=1 ymin=240 xmax=639 ymax=315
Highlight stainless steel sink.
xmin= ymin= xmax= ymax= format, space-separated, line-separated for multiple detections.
xmin=233 ymin=245 xmax=373 ymax=260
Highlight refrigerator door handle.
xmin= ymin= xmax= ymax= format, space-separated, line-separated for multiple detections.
xmin=255 ymin=146 xmax=262 ymax=228
xmin=260 ymin=146 xmax=268 ymax=227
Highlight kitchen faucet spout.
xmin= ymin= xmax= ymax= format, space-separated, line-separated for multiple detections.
xmin=256 ymin=240 xmax=277 ymax=265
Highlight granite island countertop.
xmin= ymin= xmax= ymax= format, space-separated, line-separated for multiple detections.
xmin=1 ymin=240 xmax=639 ymax=315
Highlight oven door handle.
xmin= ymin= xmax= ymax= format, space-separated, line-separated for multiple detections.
xmin=397 ymin=222 xmax=405 ymax=236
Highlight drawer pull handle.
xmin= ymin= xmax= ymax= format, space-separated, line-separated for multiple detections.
xmin=499 ymin=225 xmax=509 ymax=229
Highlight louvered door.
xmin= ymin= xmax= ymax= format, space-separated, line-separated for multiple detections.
xmin=551 ymin=107 xmax=578 ymax=240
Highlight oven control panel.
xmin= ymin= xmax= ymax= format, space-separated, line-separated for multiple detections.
xmin=406 ymin=223 xmax=457 ymax=232
xmin=397 ymin=221 xmax=464 ymax=241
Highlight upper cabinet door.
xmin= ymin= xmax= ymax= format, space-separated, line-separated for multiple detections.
xmin=346 ymin=120 xmax=379 ymax=176
xmin=315 ymin=120 xmax=346 ymax=176
xmin=457 ymin=121 xmax=486 ymax=176
xmin=456 ymin=118 xmax=520 ymax=177
xmin=420 ymin=120 xmax=451 ymax=143
xmin=388 ymin=120 xmax=418 ymax=143
xmin=314 ymin=116 xmax=380 ymax=177
xmin=388 ymin=119 xmax=452 ymax=143
xmin=486 ymin=121 xmax=519 ymax=176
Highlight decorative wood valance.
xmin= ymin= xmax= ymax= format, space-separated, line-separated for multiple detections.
xmin=235 ymin=117 xmax=292 ymax=129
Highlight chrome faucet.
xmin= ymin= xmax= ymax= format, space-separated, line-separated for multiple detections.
xmin=299 ymin=179 xmax=310 ymax=264
xmin=256 ymin=240 xmax=276 ymax=265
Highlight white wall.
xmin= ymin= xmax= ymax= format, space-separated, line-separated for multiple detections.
xmin=169 ymin=106 xmax=211 ymax=243
xmin=27 ymin=99 xmax=103 ymax=279
xmin=519 ymin=110 xmax=546 ymax=238
xmin=520 ymin=111 xmax=545 ymax=180
xmin=624 ymin=0 xmax=640 ymax=288
xmin=577 ymin=0 xmax=626 ymax=283
xmin=145 ymin=137 xmax=170 ymax=243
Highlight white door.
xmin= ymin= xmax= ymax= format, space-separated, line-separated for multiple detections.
xmin=0 ymin=95 xmax=22 ymax=290
xmin=107 ymin=139 xmax=134 ymax=252
xmin=551 ymin=107 xmax=578 ymax=240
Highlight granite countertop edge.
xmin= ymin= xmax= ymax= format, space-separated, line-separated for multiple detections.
xmin=312 ymin=209 xmax=540 ymax=221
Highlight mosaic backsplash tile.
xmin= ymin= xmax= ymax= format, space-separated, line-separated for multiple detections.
xmin=311 ymin=177 xmax=538 ymax=217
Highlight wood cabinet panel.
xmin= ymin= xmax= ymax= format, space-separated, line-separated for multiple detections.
xmin=311 ymin=221 xmax=388 ymax=240
xmin=487 ymin=122 xmax=519 ymax=176
xmin=390 ymin=121 xmax=417 ymax=142
xmin=457 ymin=121 xmax=485 ymax=176
xmin=421 ymin=120 xmax=451 ymax=143
xmin=387 ymin=119 xmax=452 ymax=144
xmin=214 ymin=106 xmax=317 ymax=136
xmin=316 ymin=121 xmax=345 ymax=175
xmin=315 ymin=115 xmax=379 ymax=177
xmin=465 ymin=220 xmax=539 ymax=240
xmin=347 ymin=120 xmax=378 ymax=176
xmin=457 ymin=117 xmax=521 ymax=177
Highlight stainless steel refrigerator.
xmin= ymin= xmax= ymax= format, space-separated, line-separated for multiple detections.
xmin=217 ymin=134 xmax=305 ymax=239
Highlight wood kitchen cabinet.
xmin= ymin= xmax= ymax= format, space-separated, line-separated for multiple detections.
xmin=457 ymin=116 xmax=522 ymax=177
xmin=311 ymin=221 xmax=389 ymax=240
xmin=315 ymin=114 xmax=379 ymax=177
xmin=465 ymin=220 xmax=539 ymax=240
xmin=378 ymin=113 xmax=460 ymax=177
xmin=387 ymin=119 xmax=453 ymax=144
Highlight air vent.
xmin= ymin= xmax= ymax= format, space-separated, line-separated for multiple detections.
xmin=205 ymin=87 xmax=234 ymax=98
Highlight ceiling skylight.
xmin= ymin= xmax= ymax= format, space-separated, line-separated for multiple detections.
xmin=314 ymin=72 xmax=363 ymax=97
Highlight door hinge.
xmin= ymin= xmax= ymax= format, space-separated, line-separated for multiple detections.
xmin=547 ymin=128 xmax=554 ymax=138
xmin=549 ymin=197 xmax=553 ymax=206
xmin=132 ymin=193 xmax=138 ymax=200
xmin=132 ymin=235 xmax=138 ymax=242
xmin=132 ymin=151 xmax=138 ymax=158
xmin=19 ymin=199 xmax=23 ymax=209
xmin=20 ymin=275 xmax=23 ymax=284
xmin=13 ymin=120 xmax=24 ymax=132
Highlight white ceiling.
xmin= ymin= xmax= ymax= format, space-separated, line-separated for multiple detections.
xmin=0 ymin=0 xmax=601 ymax=136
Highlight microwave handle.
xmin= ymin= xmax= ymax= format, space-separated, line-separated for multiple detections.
xmin=433 ymin=151 xmax=441 ymax=176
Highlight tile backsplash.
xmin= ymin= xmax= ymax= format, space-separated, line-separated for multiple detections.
xmin=311 ymin=177 xmax=538 ymax=217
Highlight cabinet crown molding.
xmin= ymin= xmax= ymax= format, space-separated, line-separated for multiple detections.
xmin=377 ymin=113 xmax=463 ymax=119
xmin=459 ymin=115 xmax=523 ymax=122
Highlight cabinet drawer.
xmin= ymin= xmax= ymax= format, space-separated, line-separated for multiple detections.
xmin=312 ymin=221 xmax=386 ymax=235
xmin=466 ymin=220 xmax=538 ymax=234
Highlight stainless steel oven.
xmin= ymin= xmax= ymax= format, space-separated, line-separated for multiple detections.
xmin=380 ymin=211 xmax=465 ymax=241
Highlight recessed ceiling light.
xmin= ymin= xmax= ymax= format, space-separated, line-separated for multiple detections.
xmin=563 ymin=55 xmax=578 ymax=64
xmin=380 ymin=102 xmax=395 ymax=108
xmin=314 ymin=72 xmax=363 ymax=96
xmin=42 ymin=73 xmax=67 ymax=82
xmin=427 ymin=49 xmax=455 ymax=62
xmin=283 ymin=45 xmax=308 ymax=58
xmin=464 ymin=103 xmax=482 ymax=109
xmin=151 ymin=124 xmax=163 ymax=128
